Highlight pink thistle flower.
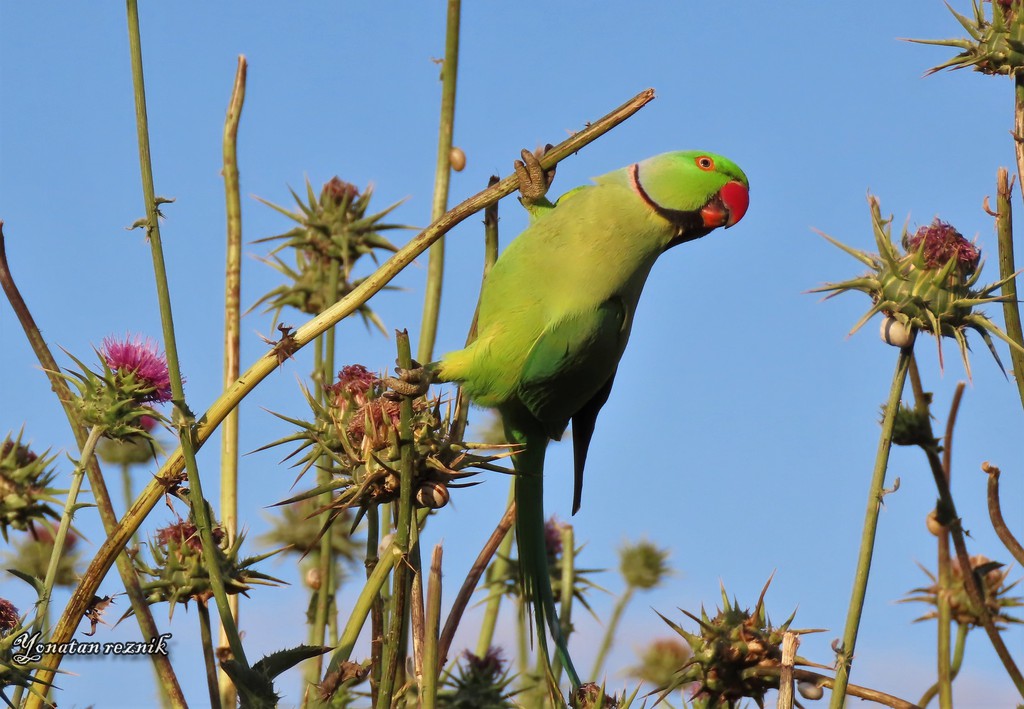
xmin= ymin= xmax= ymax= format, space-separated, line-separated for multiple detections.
xmin=332 ymin=364 xmax=376 ymax=396
xmin=0 ymin=598 xmax=19 ymax=634
xmin=101 ymin=335 xmax=172 ymax=403
xmin=905 ymin=219 xmax=981 ymax=275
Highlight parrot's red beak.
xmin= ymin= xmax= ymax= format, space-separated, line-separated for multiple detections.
xmin=700 ymin=181 xmax=749 ymax=229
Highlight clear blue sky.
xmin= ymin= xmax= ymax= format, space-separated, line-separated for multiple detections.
xmin=1 ymin=3 xmax=1021 ymax=707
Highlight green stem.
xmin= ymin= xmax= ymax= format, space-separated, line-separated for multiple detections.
xmin=420 ymin=545 xmax=444 ymax=709
xmin=551 ymin=524 xmax=576 ymax=684
xmin=590 ymin=586 xmax=634 ymax=681
xmin=35 ymin=425 xmax=104 ymax=635
xmin=308 ymin=266 xmax=341 ymax=694
xmin=994 ymin=167 xmax=1024 ymax=411
xmin=920 ymin=623 xmax=969 ymax=707
xmin=376 ymin=332 xmax=417 ymax=709
xmin=417 ymin=0 xmax=461 ymax=364
xmin=452 ymin=172 xmax=500 ymax=449
xmin=28 ymin=88 xmax=656 ymax=701
xmin=218 ymin=54 xmax=246 ymax=709
xmin=124 ymin=0 xmax=248 ymax=674
xmin=829 ymin=346 xmax=912 ymax=708
xmin=322 ymin=514 xmax=425 ymax=676
xmin=474 ymin=492 xmax=515 ymax=658
xmin=364 ymin=506 xmax=384 ymax=704
xmin=199 ymin=601 xmax=224 ymax=709
xmin=0 ymin=225 xmax=186 ymax=708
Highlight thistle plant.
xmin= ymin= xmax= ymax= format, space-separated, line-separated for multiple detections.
xmin=437 ymin=649 xmax=519 ymax=709
xmin=0 ymin=598 xmax=56 ymax=709
xmin=813 ymin=199 xmax=1022 ymax=377
xmin=653 ymin=582 xmax=814 ymax=708
xmin=903 ymin=555 xmax=1024 ymax=629
xmin=266 ymin=364 xmax=506 ymax=533
xmin=911 ymin=0 xmax=1024 ymax=76
xmin=4 ymin=525 xmax=81 ymax=589
xmin=591 ymin=540 xmax=671 ymax=680
xmin=0 ymin=434 xmax=61 ymax=541
xmin=132 ymin=519 xmax=282 ymax=617
xmin=61 ymin=335 xmax=173 ymax=440
xmin=253 ymin=177 xmax=406 ymax=333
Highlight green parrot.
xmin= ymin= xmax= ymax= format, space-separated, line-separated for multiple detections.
xmin=437 ymin=149 xmax=749 ymax=691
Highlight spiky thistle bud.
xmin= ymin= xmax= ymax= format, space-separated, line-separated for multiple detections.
xmin=911 ymin=0 xmax=1024 ymax=76
xmin=0 ymin=433 xmax=62 ymax=540
xmin=438 ymin=649 xmax=518 ymax=709
xmin=813 ymin=196 xmax=1023 ymax=377
xmin=262 ymin=364 xmax=508 ymax=541
xmin=901 ymin=554 xmax=1023 ymax=628
xmin=252 ymin=177 xmax=408 ymax=331
xmin=133 ymin=519 xmax=282 ymax=617
xmin=96 ymin=412 xmax=162 ymax=465
xmin=619 ymin=539 xmax=671 ymax=590
xmin=4 ymin=524 xmax=81 ymax=588
xmin=653 ymin=580 xmax=817 ymax=707
xmin=628 ymin=638 xmax=692 ymax=688
xmin=0 ymin=599 xmax=19 ymax=635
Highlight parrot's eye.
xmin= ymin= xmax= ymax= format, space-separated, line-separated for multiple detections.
xmin=695 ymin=156 xmax=715 ymax=171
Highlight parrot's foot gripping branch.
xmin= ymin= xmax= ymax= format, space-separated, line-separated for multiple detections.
xmin=382 ymin=359 xmax=433 ymax=399
xmin=514 ymin=144 xmax=557 ymax=210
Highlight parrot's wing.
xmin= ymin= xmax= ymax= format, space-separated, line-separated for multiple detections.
xmin=570 ymin=369 xmax=616 ymax=515
xmin=517 ymin=297 xmax=627 ymax=509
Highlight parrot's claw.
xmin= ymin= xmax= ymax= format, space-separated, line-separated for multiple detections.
xmin=382 ymin=359 xmax=432 ymax=399
xmin=514 ymin=144 xmax=556 ymax=208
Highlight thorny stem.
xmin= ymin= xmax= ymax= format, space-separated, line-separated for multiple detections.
xmin=440 ymin=500 xmax=516 ymax=667
xmin=983 ymin=462 xmax=1024 ymax=566
xmin=995 ymin=167 xmax=1024 ymax=410
xmin=376 ymin=331 xmax=417 ymax=709
xmin=199 ymin=601 xmax=224 ymax=709
xmin=0 ymin=225 xmax=186 ymax=708
xmin=30 ymin=88 xmax=656 ymax=695
xmin=218 ymin=54 xmax=246 ymax=709
xmin=124 ymin=0 xmax=249 ymax=681
xmin=35 ymin=425 xmax=104 ymax=636
xmin=830 ymin=347 xmax=913 ymax=708
xmin=418 ymin=0 xmax=461 ymax=364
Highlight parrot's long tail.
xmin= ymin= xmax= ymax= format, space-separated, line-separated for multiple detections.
xmin=509 ymin=423 xmax=582 ymax=696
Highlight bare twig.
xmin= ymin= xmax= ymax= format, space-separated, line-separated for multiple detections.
xmin=983 ymin=461 xmax=1024 ymax=567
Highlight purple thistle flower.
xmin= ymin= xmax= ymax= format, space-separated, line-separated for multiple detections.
xmin=0 ymin=598 xmax=19 ymax=634
xmin=101 ymin=335 xmax=172 ymax=403
xmin=905 ymin=219 xmax=981 ymax=275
